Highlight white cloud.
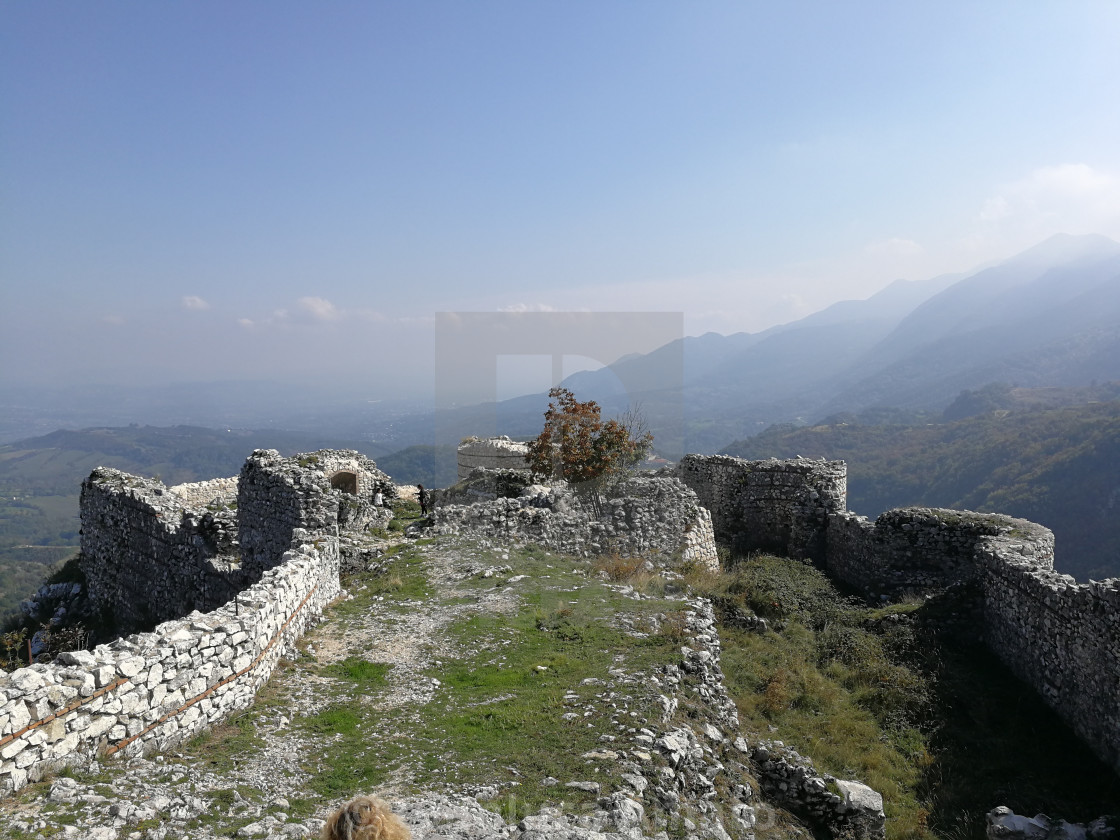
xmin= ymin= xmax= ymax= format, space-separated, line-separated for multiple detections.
xmin=297 ymin=296 xmax=341 ymax=322
xmin=101 ymin=314 xmax=126 ymax=326
xmin=237 ymin=296 xmax=390 ymax=330
xmin=181 ymin=295 xmax=210 ymax=311
xmin=979 ymin=163 xmax=1120 ymax=233
xmin=497 ymin=302 xmax=559 ymax=313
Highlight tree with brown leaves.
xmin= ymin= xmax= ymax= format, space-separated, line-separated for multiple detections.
xmin=525 ymin=388 xmax=653 ymax=509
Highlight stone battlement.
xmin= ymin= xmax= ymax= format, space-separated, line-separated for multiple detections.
xmin=3 ymin=449 xmax=1117 ymax=800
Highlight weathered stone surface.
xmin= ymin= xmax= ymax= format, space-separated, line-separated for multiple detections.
xmin=430 ymin=475 xmax=718 ymax=571
xmin=677 ymin=454 xmax=1120 ymax=778
xmin=457 ymin=435 xmax=530 ymax=479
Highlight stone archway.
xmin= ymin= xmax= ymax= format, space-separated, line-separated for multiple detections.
xmin=329 ymin=471 xmax=359 ymax=495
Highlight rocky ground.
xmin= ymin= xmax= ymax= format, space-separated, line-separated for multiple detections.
xmin=0 ymin=533 xmax=778 ymax=840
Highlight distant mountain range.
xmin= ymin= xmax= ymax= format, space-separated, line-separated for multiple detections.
xmin=437 ymin=232 xmax=1120 ymax=455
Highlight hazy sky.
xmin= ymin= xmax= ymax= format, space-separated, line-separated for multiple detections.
xmin=3 ymin=2 xmax=1120 ymax=398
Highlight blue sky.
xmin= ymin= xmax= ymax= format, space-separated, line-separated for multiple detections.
xmin=3 ymin=2 xmax=1120 ymax=397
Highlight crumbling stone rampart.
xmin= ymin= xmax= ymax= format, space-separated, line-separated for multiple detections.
xmin=825 ymin=507 xmax=1052 ymax=595
xmin=677 ymin=454 xmax=1120 ymax=776
xmin=0 ymin=448 xmax=396 ymax=796
xmin=166 ymin=476 xmax=238 ymax=508
xmin=982 ymin=548 xmax=1120 ymax=774
xmin=676 ymin=454 xmax=846 ymax=560
xmin=0 ymin=531 xmax=338 ymax=795
xmin=80 ymin=470 xmax=242 ymax=632
xmin=430 ymin=475 xmax=719 ymax=571
xmin=239 ymin=449 xmax=393 ymax=578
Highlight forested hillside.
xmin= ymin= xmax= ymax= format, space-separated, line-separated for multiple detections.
xmin=722 ymin=401 xmax=1120 ymax=581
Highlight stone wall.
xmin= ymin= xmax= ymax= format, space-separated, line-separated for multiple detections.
xmin=79 ymin=470 xmax=243 ymax=632
xmin=166 ymin=476 xmax=238 ymax=509
xmin=457 ymin=436 xmax=529 ymax=480
xmin=676 ymin=454 xmax=1120 ymax=776
xmin=675 ymin=455 xmax=846 ymax=560
xmin=981 ymin=547 xmax=1120 ymax=774
xmin=435 ymin=467 xmax=535 ymax=507
xmin=238 ymin=449 xmax=393 ymax=578
xmin=825 ymin=508 xmax=1051 ymax=596
xmin=0 ymin=448 xmax=401 ymax=796
xmin=0 ymin=531 xmax=339 ymax=795
xmin=430 ymin=475 xmax=719 ymax=571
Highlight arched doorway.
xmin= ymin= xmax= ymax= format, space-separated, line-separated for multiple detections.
xmin=329 ymin=471 xmax=359 ymax=495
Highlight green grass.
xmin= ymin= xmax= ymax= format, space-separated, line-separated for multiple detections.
xmin=287 ymin=542 xmax=691 ymax=819
xmin=320 ymin=657 xmax=393 ymax=687
xmin=688 ymin=554 xmax=1120 ymax=840
xmin=333 ymin=543 xmax=433 ymax=611
xmin=180 ymin=710 xmax=264 ymax=773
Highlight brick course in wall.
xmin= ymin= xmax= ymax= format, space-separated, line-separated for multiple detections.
xmin=0 ymin=449 xmax=393 ymax=796
xmin=0 ymin=532 xmax=338 ymax=795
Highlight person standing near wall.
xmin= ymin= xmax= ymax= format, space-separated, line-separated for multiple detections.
xmin=418 ymin=484 xmax=430 ymax=515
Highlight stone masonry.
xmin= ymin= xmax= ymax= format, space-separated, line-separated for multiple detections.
xmin=457 ymin=436 xmax=530 ymax=480
xmin=676 ymin=454 xmax=1120 ymax=776
xmin=430 ymin=474 xmax=720 ymax=571
xmin=0 ymin=449 xmax=394 ymax=796
xmin=676 ymin=454 xmax=847 ymax=560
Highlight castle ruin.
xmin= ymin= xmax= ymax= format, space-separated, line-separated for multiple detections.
xmin=1 ymin=450 xmax=1117 ymax=801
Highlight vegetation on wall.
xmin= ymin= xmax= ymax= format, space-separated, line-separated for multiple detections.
xmin=525 ymin=388 xmax=653 ymax=504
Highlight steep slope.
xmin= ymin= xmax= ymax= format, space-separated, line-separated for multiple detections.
xmin=822 ymin=234 xmax=1120 ymax=411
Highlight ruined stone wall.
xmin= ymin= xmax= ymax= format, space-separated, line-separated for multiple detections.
xmin=238 ymin=449 xmax=393 ymax=578
xmin=824 ymin=508 xmax=1044 ymax=596
xmin=430 ymin=476 xmax=719 ymax=571
xmin=0 ymin=448 xmax=402 ymax=796
xmin=435 ymin=467 xmax=534 ymax=507
xmin=166 ymin=476 xmax=238 ymax=509
xmin=79 ymin=470 xmax=242 ymax=632
xmin=675 ymin=455 xmax=846 ymax=560
xmin=457 ymin=436 xmax=529 ymax=480
xmin=678 ymin=454 xmax=1120 ymax=776
xmin=981 ymin=546 xmax=1120 ymax=774
xmin=0 ymin=531 xmax=339 ymax=795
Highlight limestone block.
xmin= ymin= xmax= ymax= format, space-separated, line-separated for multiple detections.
xmin=116 ymin=656 xmax=145 ymax=678
xmin=7 ymin=669 xmax=45 ymax=693
xmin=85 ymin=715 xmax=115 ymax=740
xmin=0 ymin=737 xmax=27 ymax=761
xmin=7 ymin=702 xmax=31 ymax=732
xmin=145 ymin=663 xmax=164 ymax=689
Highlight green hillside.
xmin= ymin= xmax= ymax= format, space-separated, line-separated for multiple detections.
xmin=0 ymin=425 xmax=392 ymax=617
xmin=375 ymin=444 xmax=459 ymax=487
xmin=722 ymin=401 xmax=1120 ymax=581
